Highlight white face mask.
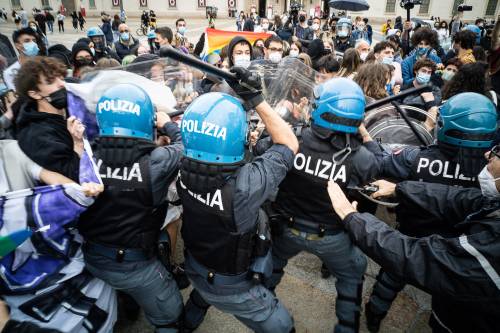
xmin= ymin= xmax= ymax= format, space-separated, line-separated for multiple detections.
xmin=360 ymin=52 xmax=368 ymax=61
xmin=312 ymin=23 xmax=320 ymax=31
xmin=269 ymin=52 xmax=282 ymax=64
xmin=262 ymin=23 xmax=269 ymax=30
xmin=233 ymin=54 xmax=251 ymax=68
xmin=289 ymin=49 xmax=299 ymax=57
xmin=478 ymin=165 xmax=500 ymax=197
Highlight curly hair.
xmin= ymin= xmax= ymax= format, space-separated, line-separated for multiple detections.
xmin=413 ymin=58 xmax=436 ymax=74
xmin=354 ymin=63 xmax=391 ymax=100
xmin=410 ymin=27 xmax=439 ymax=50
xmin=442 ymin=62 xmax=489 ymax=100
xmin=14 ymin=56 xmax=67 ymax=99
xmin=453 ymin=30 xmax=476 ymax=50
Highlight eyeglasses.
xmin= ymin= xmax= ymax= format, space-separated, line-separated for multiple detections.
xmin=269 ymin=47 xmax=283 ymax=52
xmin=488 ymin=145 xmax=500 ymax=160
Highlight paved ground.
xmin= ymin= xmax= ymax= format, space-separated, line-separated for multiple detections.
xmin=0 ymin=17 xmax=426 ymax=333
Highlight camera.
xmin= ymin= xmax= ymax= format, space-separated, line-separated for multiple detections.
xmin=457 ymin=4 xmax=473 ymax=12
xmin=289 ymin=0 xmax=302 ymax=26
xmin=400 ymin=0 xmax=423 ymax=10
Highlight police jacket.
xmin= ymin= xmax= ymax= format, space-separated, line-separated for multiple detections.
xmin=78 ymin=122 xmax=183 ymax=250
xmin=335 ymin=37 xmax=353 ymax=53
xmin=343 ymin=181 xmax=500 ymax=333
xmin=179 ymin=144 xmax=294 ymax=294
xmin=274 ymin=125 xmax=380 ymax=229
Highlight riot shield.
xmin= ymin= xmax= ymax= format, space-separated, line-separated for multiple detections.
xmin=365 ymin=104 xmax=436 ymax=149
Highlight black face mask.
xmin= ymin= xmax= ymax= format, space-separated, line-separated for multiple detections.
xmin=43 ymin=87 xmax=68 ymax=110
xmin=75 ymin=58 xmax=94 ymax=68
xmin=299 ymin=15 xmax=306 ymax=22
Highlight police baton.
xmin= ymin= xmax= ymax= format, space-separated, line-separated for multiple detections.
xmin=160 ymin=46 xmax=239 ymax=83
xmin=364 ymin=84 xmax=432 ymax=111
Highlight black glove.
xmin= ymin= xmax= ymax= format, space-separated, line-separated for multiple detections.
xmin=230 ymin=66 xmax=264 ymax=110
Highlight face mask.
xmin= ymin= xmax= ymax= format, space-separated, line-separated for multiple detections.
xmin=289 ymin=49 xmax=299 ymax=57
xmin=360 ymin=52 xmax=368 ymax=61
xmin=312 ymin=23 xmax=320 ymax=31
xmin=178 ymin=26 xmax=186 ymax=35
xmin=478 ymin=166 xmax=500 ymax=197
xmin=417 ymin=47 xmax=429 ymax=56
xmin=120 ymin=32 xmax=130 ymax=41
xmin=386 ymin=83 xmax=393 ymax=95
xmin=323 ymin=48 xmax=332 ymax=55
xmin=234 ymin=54 xmax=251 ymax=68
xmin=299 ymin=15 xmax=306 ymax=22
xmin=23 ymin=41 xmax=39 ymax=57
xmin=75 ymin=58 xmax=94 ymax=68
xmin=262 ymin=23 xmax=269 ymax=30
xmin=416 ymin=72 xmax=431 ymax=84
xmin=29 ymin=25 xmax=37 ymax=31
xmin=43 ymin=87 xmax=67 ymax=110
xmin=442 ymin=69 xmax=455 ymax=81
xmin=269 ymin=52 xmax=282 ymax=64
xmin=338 ymin=30 xmax=348 ymax=38
xmin=381 ymin=56 xmax=393 ymax=64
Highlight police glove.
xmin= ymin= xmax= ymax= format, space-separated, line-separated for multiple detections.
xmin=230 ymin=66 xmax=264 ymax=110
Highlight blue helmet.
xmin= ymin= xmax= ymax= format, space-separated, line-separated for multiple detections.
xmin=147 ymin=30 xmax=156 ymax=39
xmin=181 ymin=92 xmax=247 ymax=164
xmin=87 ymin=27 xmax=104 ymax=37
xmin=336 ymin=18 xmax=352 ymax=38
xmin=96 ymin=83 xmax=155 ymax=141
xmin=437 ymin=92 xmax=497 ymax=148
xmin=464 ymin=25 xmax=481 ymax=45
xmin=311 ymin=78 xmax=365 ymax=134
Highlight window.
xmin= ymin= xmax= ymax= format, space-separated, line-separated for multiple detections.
xmin=89 ymin=0 xmax=97 ymax=9
xmin=419 ymin=0 xmax=430 ymax=14
xmin=486 ymin=0 xmax=498 ymax=16
xmin=385 ymin=0 xmax=396 ymax=13
xmin=10 ymin=0 xmax=21 ymax=9
xmin=40 ymin=0 xmax=50 ymax=8
xmin=451 ymin=0 xmax=464 ymax=15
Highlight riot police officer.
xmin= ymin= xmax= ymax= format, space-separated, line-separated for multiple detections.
xmin=335 ymin=18 xmax=354 ymax=53
xmin=363 ymin=92 xmax=498 ymax=332
xmin=265 ymin=78 xmax=380 ymax=333
xmin=87 ymin=26 xmax=120 ymax=62
xmin=179 ymin=66 xmax=299 ymax=333
xmin=78 ymin=83 xmax=184 ymax=332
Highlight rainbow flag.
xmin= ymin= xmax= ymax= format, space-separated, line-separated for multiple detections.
xmin=202 ymin=28 xmax=272 ymax=59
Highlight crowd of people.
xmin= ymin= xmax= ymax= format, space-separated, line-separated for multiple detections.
xmin=0 ymin=6 xmax=499 ymax=333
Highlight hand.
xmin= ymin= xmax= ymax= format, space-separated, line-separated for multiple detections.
xmin=393 ymin=84 xmax=401 ymax=95
xmin=67 ymin=116 xmax=85 ymax=141
xmin=370 ymin=180 xmax=396 ymax=199
xmin=327 ymin=181 xmax=358 ymax=220
xmin=81 ymin=182 xmax=104 ymax=197
xmin=229 ymin=66 xmax=264 ymax=110
xmin=4 ymin=91 xmax=16 ymax=120
xmin=420 ymin=92 xmax=435 ymax=103
xmin=156 ymin=111 xmax=171 ymax=129
xmin=358 ymin=123 xmax=372 ymax=143
xmin=0 ymin=300 xmax=9 ymax=331
xmin=249 ymin=130 xmax=259 ymax=146
xmin=436 ymin=63 xmax=445 ymax=70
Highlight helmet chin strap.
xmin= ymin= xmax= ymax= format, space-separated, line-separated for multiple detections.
xmin=331 ymin=133 xmax=352 ymax=165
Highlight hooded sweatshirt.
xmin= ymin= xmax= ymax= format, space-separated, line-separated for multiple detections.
xmin=227 ymin=36 xmax=253 ymax=68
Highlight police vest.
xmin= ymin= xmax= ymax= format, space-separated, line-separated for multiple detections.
xmin=408 ymin=145 xmax=477 ymax=188
xmin=275 ymin=127 xmax=353 ymax=228
xmin=78 ymin=152 xmax=166 ymax=250
xmin=177 ymin=171 xmax=256 ymax=275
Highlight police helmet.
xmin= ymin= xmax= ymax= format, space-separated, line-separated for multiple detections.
xmin=96 ymin=83 xmax=155 ymax=141
xmin=87 ymin=27 xmax=105 ymax=37
xmin=336 ymin=18 xmax=352 ymax=38
xmin=311 ymin=78 xmax=365 ymax=134
xmin=464 ymin=25 xmax=481 ymax=45
xmin=181 ymin=92 xmax=247 ymax=164
xmin=437 ymin=92 xmax=497 ymax=148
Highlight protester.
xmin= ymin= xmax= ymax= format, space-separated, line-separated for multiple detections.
xmin=4 ymin=28 xmax=40 ymax=91
xmin=452 ymin=29 xmax=477 ymax=64
xmin=45 ymin=10 xmax=54 ymax=34
xmin=442 ymin=62 xmax=492 ymax=101
xmin=381 ymin=19 xmax=392 ymax=35
xmin=174 ymin=18 xmax=187 ymax=48
xmin=100 ymin=12 xmax=113 ymax=46
xmin=337 ymin=48 xmax=361 ymax=79
xmin=355 ymin=39 xmax=370 ymax=62
xmin=401 ymin=58 xmax=441 ymax=109
xmin=114 ymin=23 xmax=139 ymax=61
xmin=71 ymin=42 xmax=95 ymax=78
xmin=155 ymin=26 xmax=174 ymax=49
xmin=263 ymin=35 xmax=284 ymax=64
xmin=402 ymin=27 xmax=442 ymax=84
xmin=355 ymin=63 xmax=392 ymax=101
xmin=56 ymin=10 xmax=65 ymax=32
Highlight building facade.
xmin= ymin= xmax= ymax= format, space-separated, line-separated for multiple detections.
xmin=0 ymin=0 xmax=497 ymax=22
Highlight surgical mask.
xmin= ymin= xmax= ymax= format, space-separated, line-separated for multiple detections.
xmin=289 ymin=49 xmax=299 ymax=57
xmin=417 ymin=47 xmax=429 ymax=56
xmin=381 ymin=56 xmax=393 ymax=64
xmin=29 ymin=24 xmax=37 ymax=31
xmin=234 ymin=54 xmax=251 ymax=68
xmin=442 ymin=69 xmax=455 ymax=81
xmin=120 ymin=32 xmax=130 ymax=41
xmin=416 ymin=72 xmax=431 ymax=84
xmin=478 ymin=166 xmax=500 ymax=197
xmin=262 ymin=23 xmax=269 ymax=30
xmin=269 ymin=52 xmax=282 ymax=64
xmin=385 ymin=83 xmax=393 ymax=95
xmin=338 ymin=30 xmax=348 ymax=38
xmin=43 ymin=87 xmax=67 ymax=110
xmin=312 ymin=23 xmax=320 ymax=31
xmin=360 ymin=52 xmax=368 ymax=61
xmin=23 ymin=41 xmax=39 ymax=57
xmin=178 ymin=26 xmax=186 ymax=35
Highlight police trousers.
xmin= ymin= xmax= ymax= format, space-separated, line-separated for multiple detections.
xmin=368 ymin=269 xmax=406 ymax=316
xmin=266 ymin=227 xmax=367 ymax=333
xmin=192 ymin=282 xmax=294 ymax=333
xmin=83 ymin=251 xmax=183 ymax=333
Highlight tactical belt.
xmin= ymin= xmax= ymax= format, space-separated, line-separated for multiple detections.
xmin=83 ymin=241 xmax=155 ymax=262
xmin=186 ymin=252 xmax=251 ymax=286
xmin=286 ymin=216 xmax=343 ymax=238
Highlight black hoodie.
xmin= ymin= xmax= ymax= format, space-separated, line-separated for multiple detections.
xmin=227 ymin=36 xmax=254 ymax=68
xmin=15 ymin=99 xmax=80 ymax=182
